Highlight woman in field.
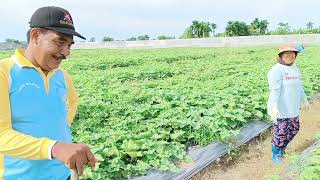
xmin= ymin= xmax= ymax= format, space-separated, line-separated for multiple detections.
xmin=267 ymin=43 xmax=309 ymax=164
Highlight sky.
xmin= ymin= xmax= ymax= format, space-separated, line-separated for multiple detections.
xmin=0 ymin=0 xmax=319 ymax=42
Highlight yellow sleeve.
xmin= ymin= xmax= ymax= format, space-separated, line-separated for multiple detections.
xmin=61 ymin=68 xmax=79 ymax=125
xmin=0 ymin=63 xmax=54 ymax=160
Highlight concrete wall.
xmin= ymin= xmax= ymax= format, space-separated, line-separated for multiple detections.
xmin=0 ymin=42 xmax=27 ymax=51
xmin=73 ymin=34 xmax=320 ymax=49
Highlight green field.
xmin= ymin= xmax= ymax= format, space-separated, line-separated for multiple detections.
xmin=1 ymin=46 xmax=320 ymax=179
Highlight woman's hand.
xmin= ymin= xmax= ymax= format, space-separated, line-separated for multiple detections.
xmin=271 ymin=106 xmax=280 ymax=123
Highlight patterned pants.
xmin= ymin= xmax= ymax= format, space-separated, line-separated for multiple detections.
xmin=272 ymin=116 xmax=300 ymax=148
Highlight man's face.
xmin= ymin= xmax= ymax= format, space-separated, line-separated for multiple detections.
xmin=33 ymin=29 xmax=74 ymax=73
xmin=281 ymin=51 xmax=296 ymax=65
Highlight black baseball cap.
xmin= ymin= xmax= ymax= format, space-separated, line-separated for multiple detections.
xmin=29 ymin=6 xmax=86 ymax=40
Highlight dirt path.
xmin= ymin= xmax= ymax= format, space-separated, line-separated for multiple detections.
xmin=192 ymin=98 xmax=320 ymax=180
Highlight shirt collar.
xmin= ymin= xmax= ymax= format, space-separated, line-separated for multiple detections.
xmin=12 ymin=49 xmax=58 ymax=76
xmin=12 ymin=49 xmax=35 ymax=68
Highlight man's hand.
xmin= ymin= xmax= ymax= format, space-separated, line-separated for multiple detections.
xmin=51 ymin=142 xmax=96 ymax=176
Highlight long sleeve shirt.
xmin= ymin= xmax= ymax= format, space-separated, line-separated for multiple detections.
xmin=267 ymin=63 xmax=307 ymax=119
xmin=0 ymin=49 xmax=79 ymax=180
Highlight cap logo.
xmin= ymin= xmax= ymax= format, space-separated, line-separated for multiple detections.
xmin=60 ymin=11 xmax=74 ymax=26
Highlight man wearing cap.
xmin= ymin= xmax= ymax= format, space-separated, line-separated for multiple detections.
xmin=0 ymin=6 xmax=96 ymax=179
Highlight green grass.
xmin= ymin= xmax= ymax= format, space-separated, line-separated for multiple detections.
xmin=298 ymin=140 xmax=320 ymax=179
xmin=0 ymin=51 xmax=12 ymax=59
xmin=280 ymin=135 xmax=320 ymax=179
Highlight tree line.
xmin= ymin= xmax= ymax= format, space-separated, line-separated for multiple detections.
xmin=97 ymin=18 xmax=320 ymax=42
xmin=2 ymin=19 xmax=320 ymax=43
